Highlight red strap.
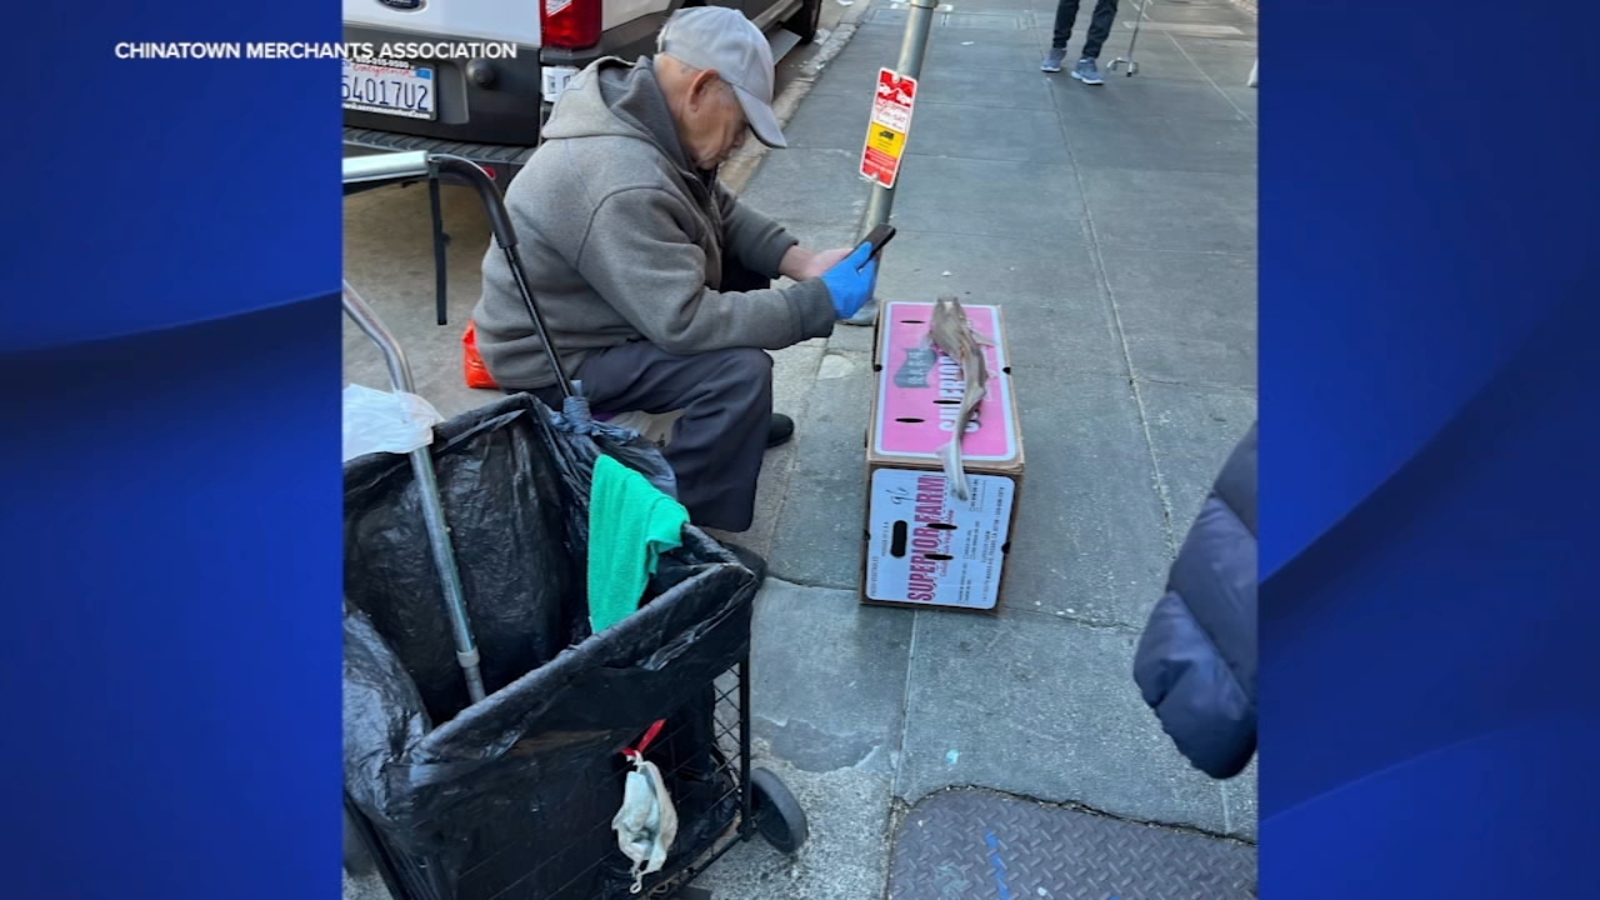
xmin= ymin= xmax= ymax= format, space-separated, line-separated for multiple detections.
xmin=625 ymin=719 xmax=666 ymax=759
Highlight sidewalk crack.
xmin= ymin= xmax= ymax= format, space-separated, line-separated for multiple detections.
xmin=760 ymin=572 xmax=855 ymax=591
xmin=1164 ymin=31 xmax=1256 ymax=127
xmin=1048 ymin=71 xmax=1180 ymax=557
xmin=1017 ymin=610 xmax=1143 ymax=633
xmin=891 ymin=609 xmax=920 ymax=801
xmin=903 ymin=785 xmax=1256 ymax=845
xmin=1134 ymin=373 xmax=1257 ymax=393
xmin=1220 ymin=779 xmax=1235 ymax=834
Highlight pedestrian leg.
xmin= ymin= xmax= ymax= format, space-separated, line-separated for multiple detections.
xmin=1080 ymin=0 xmax=1120 ymax=59
xmin=1050 ymin=0 xmax=1084 ymax=50
xmin=1042 ymin=0 xmax=1083 ymax=71
xmin=571 ymin=342 xmax=774 ymax=532
xmin=1065 ymin=0 xmax=1117 ymax=82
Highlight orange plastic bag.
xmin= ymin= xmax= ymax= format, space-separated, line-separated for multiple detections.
xmin=462 ymin=320 xmax=500 ymax=390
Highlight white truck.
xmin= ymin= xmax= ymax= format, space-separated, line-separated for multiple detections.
xmin=342 ymin=0 xmax=822 ymax=192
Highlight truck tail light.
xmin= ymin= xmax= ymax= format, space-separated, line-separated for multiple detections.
xmin=541 ymin=0 xmax=601 ymax=50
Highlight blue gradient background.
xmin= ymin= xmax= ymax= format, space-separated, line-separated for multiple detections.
xmin=2 ymin=0 xmax=1597 ymax=898
xmin=0 ymin=1 xmax=344 ymax=897
xmin=1259 ymin=0 xmax=1600 ymax=895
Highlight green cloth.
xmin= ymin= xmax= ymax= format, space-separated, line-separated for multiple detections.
xmin=587 ymin=454 xmax=690 ymax=633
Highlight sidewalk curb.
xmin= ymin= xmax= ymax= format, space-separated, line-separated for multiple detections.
xmin=721 ymin=3 xmax=874 ymax=193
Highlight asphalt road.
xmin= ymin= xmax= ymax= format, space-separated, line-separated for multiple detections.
xmin=775 ymin=0 xmax=852 ymax=96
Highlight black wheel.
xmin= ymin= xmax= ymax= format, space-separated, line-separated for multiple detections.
xmin=784 ymin=0 xmax=823 ymax=45
xmin=750 ymin=768 xmax=809 ymax=854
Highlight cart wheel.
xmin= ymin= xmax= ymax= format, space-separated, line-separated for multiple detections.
xmin=750 ymin=768 xmax=808 ymax=854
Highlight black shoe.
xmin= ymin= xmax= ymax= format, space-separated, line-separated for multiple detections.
xmin=767 ymin=413 xmax=795 ymax=449
xmin=722 ymin=542 xmax=768 ymax=582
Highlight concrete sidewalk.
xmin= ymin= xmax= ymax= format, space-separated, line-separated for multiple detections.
xmin=692 ymin=0 xmax=1258 ymax=895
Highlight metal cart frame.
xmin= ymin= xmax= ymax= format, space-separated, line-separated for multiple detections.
xmin=340 ymin=151 xmax=807 ymax=900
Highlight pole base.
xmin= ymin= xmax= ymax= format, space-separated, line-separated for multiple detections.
xmin=841 ymin=299 xmax=881 ymax=327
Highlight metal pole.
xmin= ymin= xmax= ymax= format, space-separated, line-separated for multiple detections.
xmin=341 ymin=149 xmax=430 ymax=185
xmin=843 ymin=0 xmax=939 ymax=327
xmin=428 ymin=175 xmax=449 ymax=326
xmin=342 ymin=282 xmax=488 ymax=705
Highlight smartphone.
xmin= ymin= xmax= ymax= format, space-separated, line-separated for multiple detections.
xmin=858 ymin=223 xmax=898 ymax=265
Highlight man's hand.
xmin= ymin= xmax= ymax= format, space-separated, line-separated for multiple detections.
xmin=818 ymin=242 xmax=882 ymax=320
xmin=780 ymin=245 xmax=855 ymax=282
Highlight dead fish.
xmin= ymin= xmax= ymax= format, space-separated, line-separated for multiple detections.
xmin=928 ymin=295 xmax=994 ymax=501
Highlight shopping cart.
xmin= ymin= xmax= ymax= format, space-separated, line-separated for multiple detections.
xmin=340 ymin=151 xmax=808 ymax=900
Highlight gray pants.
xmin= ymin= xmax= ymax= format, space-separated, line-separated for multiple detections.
xmin=524 ymin=263 xmax=776 ymax=532
xmin=567 ymin=342 xmax=774 ymax=532
xmin=1052 ymin=0 xmax=1117 ymax=56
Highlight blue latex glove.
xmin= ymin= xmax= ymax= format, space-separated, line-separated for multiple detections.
xmin=819 ymin=241 xmax=881 ymax=320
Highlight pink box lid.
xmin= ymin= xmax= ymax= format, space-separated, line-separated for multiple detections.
xmin=873 ymin=301 xmax=1019 ymax=465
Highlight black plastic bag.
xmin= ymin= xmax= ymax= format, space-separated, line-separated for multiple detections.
xmin=343 ymin=394 xmax=757 ymax=899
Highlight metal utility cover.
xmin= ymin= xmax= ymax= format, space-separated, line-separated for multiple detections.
xmin=888 ymin=790 xmax=1258 ymax=900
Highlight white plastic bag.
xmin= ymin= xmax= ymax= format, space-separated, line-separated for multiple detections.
xmin=604 ymin=409 xmax=680 ymax=448
xmin=611 ymin=756 xmax=679 ymax=894
xmin=342 ymin=383 xmax=446 ymax=462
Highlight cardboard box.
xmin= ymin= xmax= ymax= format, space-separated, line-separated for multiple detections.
xmin=862 ymin=300 xmax=1024 ymax=612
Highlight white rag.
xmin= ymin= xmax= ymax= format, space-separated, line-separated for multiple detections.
xmin=612 ymin=755 xmax=679 ymax=893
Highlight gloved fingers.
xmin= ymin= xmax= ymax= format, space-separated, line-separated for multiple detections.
xmin=851 ymin=240 xmax=889 ymax=272
xmin=825 ymin=241 xmax=875 ymax=276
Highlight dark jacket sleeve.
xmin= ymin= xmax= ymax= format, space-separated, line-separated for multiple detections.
xmin=1133 ymin=422 xmax=1258 ymax=780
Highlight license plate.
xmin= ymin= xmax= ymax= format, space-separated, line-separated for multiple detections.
xmin=542 ymin=66 xmax=578 ymax=104
xmin=343 ymin=58 xmax=437 ymax=121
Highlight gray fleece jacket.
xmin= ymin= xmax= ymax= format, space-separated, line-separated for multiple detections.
xmin=472 ymin=56 xmax=838 ymax=390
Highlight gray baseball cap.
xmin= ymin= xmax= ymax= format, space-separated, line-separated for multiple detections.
xmin=657 ymin=6 xmax=787 ymax=149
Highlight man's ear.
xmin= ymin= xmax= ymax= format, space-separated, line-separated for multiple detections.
xmin=688 ymin=68 xmax=722 ymax=108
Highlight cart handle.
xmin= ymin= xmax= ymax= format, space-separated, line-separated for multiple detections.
xmin=341 ymin=152 xmax=576 ymax=401
xmin=428 ymin=156 xmax=517 ymax=251
xmin=339 ymin=153 xmax=517 ymax=248
xmin=427 ymin=154 xmax=575 ymax=401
